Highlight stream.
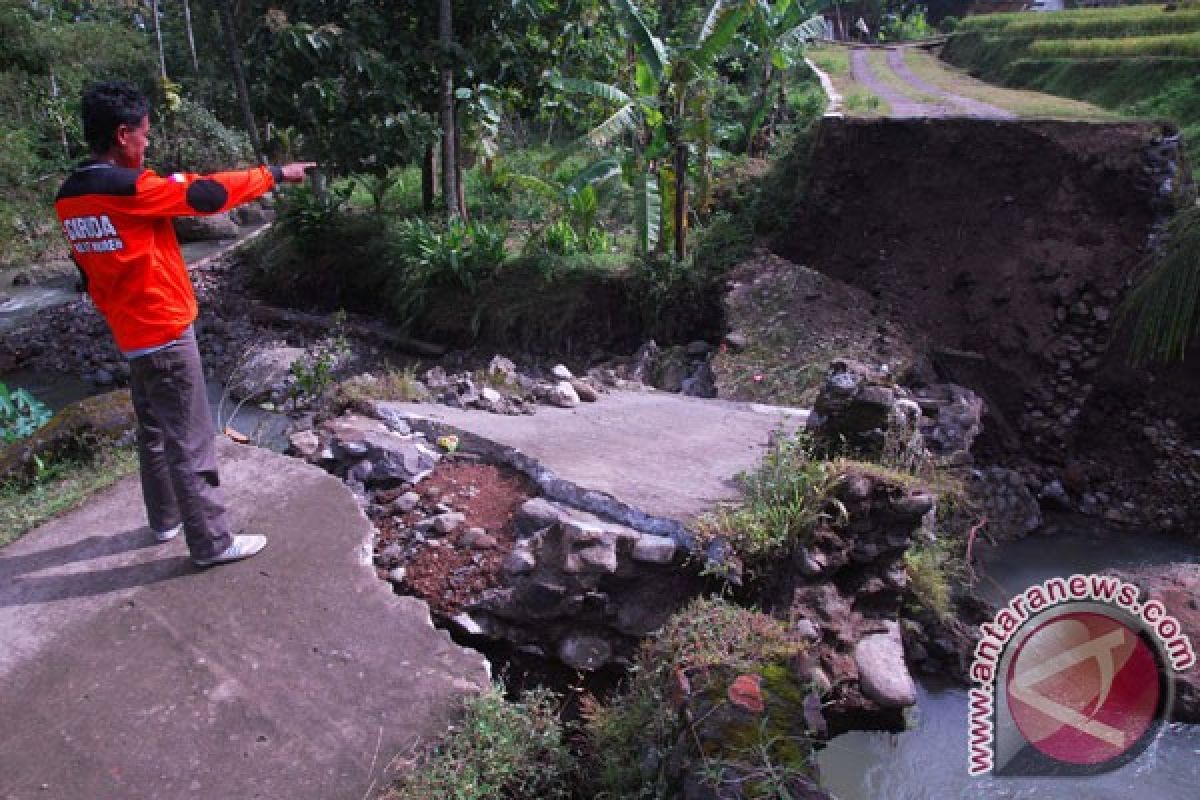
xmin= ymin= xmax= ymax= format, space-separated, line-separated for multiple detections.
xmin=818 ymin=521 xmax=1200 ymax=800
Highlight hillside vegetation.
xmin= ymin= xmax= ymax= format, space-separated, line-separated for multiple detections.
xmin=942 ymin=4 xmax=1200 ymax=171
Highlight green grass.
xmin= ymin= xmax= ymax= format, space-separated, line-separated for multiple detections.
xmin=698 ymin=432 xmax=845 ymax=566
xmin=842 ymin=88 xmax=887 ymax=115
xmin=865 ymin=49 xmax=943 ymax=105
xmin=383 ymin=685 xmax=573 ymax=800
xmin=0 ymin=445 xmax=138 ymax=547
xmin=959 ymin=6 xmax=1200 ymax=37
xmin=1030 ymin=31 xmax=1200 ymax=58
xmin=807 ymin=44 xmax=850 ymax=77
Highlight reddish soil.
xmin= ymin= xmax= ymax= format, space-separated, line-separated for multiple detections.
xmin=374 ymin=459 xmax=537 ymax=615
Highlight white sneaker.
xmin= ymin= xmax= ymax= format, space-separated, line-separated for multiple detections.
xmin=155 ymin=523 xmax=183 ymax=543
xmin=192 ymin=535 xmax=268 ymax=567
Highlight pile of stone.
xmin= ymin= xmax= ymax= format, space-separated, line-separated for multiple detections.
xmin=770 ymin=468 xmax=945 ymax=733
xmin=417 ymin=355 xmax=603 ymax=415
xmin=455 ymin=497 xmax=698 ymax=670
xmin=1019 ymin=284 xmax=1115 ymax=453
xmin=287 ymin=413 xmax=441 ymax=496
xmin=618 ymin=339 xmax=719 ymax=398
xmin=805 ymin=358 xmax=985 ymax=470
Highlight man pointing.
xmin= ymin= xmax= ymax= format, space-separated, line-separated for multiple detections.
xmin=55 ymin=81 xmax=314 ymax=567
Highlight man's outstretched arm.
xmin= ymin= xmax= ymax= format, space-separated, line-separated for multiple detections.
xmin=124 ymin=161 xmax=316 ymax=218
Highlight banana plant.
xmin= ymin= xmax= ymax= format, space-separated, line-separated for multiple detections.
xmin=550 ymin=0 xmax=753 ymax=260
xmin=740 ymin=0 xmax=829 ymax=156
xmin=502 ymin=156 xmax=622 ymax=253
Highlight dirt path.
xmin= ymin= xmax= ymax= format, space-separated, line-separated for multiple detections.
xmin=885 ymin=48 xmax=1015 ymax=120
xmin=848 ymin=46 xmax=1015 ymax=120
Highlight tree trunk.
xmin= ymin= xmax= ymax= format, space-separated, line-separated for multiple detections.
xmin=422 ymin=142 xmax=437 ymax=213
xmin=152 ymin=0 xmax=167 ymax=79
xmin=438 ymin=0 xmax=459 ymax=220
xmin=183 ymin=0 xmax=200 ymax=72
xmin=454 ymin=121 xmax=469 ymax=222
xmin=218 ymin=0 xmax=265 ymax=162
xmin=673 ymin=141 xmax=687 ymax=261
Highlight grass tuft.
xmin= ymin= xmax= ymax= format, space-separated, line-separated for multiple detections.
xmin=0 ymin=445 xmax=138 ymax=548
xmin=383 ymin=685 xmax=574 ymax=800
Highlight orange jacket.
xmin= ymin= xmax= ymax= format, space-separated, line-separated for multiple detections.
xmin=55 ymin=162 xmax=280 ymax=352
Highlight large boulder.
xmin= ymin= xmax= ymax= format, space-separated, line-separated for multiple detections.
xmin=227 ymin=345 xmax=305 ymax=400
xmin=173 ymin=213 xmax=239 ymax=242
xmin=0 ymin=390 xmax=136 ymax=482
xmin=316 ymin=414 xmax=440 ymax=486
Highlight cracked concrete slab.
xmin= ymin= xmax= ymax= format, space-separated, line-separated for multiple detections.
xmin=0 ymin=438 xmax=489 ymax=800
xmin=375 ymin=389 xmax=808 ymax=530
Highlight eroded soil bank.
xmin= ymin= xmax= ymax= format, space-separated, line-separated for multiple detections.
xmin=763 ymin=117 xmax=1198 ymax=530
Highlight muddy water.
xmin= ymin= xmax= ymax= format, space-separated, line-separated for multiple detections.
xmin=818 ymin=522 xmax=1200 ymax=800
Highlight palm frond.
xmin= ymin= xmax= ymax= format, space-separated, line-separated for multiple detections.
xmin=587 ymin=102 xmax=640 ymax=148
xmin=1122 ymin=204 xmax=1200 ymax=364
xmin=696 ymin=3 xmax=750 ymax=67
xmin=777 ymin=14 xmax=829 ymax=50
xmin=610 ymin=0 xmax=667 ymax=80
xmin=550 ymin=76 xmax=632 ymax=105
xmin=635 ymin=171 xmax=662 ymax=254
xmin=503 ymin=174 xmax=562 ymax=203
xmin=699 ymin=0 xmax=728 ymax=43
xmin=566 ymin=156 xmax=623 ymax=195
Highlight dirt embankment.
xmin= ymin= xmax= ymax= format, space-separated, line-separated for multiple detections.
xmin=764 ymin=117 xmax=1198 ymax=526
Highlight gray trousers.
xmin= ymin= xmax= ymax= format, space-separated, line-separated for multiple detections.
xmin=128 ymin=333 xmax=232 ymax=561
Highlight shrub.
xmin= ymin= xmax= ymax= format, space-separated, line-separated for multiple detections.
xmin=384 ymin=685 xmax=573 ymax=800
xmin=583 ymin=597 xmax=808 ymax=799
xmin=331 ymin=366 xmax=429 ymax=413
xmin=386 ymin=217 xmax=508 ymax=326
xmin=154 ymin=98 xmax=253 ymax=174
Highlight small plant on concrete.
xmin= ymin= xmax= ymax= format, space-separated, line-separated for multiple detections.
xmin=383 ymin=684 xmax=573 ymax=800
xmin=700 ymin=431 xmax=845 ymax=564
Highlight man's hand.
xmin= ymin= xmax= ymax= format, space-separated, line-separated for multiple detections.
xmin=278 ymin=162 xmax=318 ymax=183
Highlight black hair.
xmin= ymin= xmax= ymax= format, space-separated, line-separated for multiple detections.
xmin=81 ymin=81 xmax=149 ymax=154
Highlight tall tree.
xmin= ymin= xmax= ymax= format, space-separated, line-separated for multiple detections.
xmin=217 ymin=0 xmax=264 ymax=161
xmin=438 ymin=0 xmax=461 ymax=219
xmin=182 ymin=0 xmax=199 ymax=73
xmin=152 ymin=0 xmax=167 ymax=79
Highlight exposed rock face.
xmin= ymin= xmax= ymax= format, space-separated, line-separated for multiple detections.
xmin=768 ymin=467 xmax=934 ymax=734
xmin=1110 ymin=563 xmax=1200 ymax=723
xmin=967 ymin=466 xmax=1042 ymax=542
